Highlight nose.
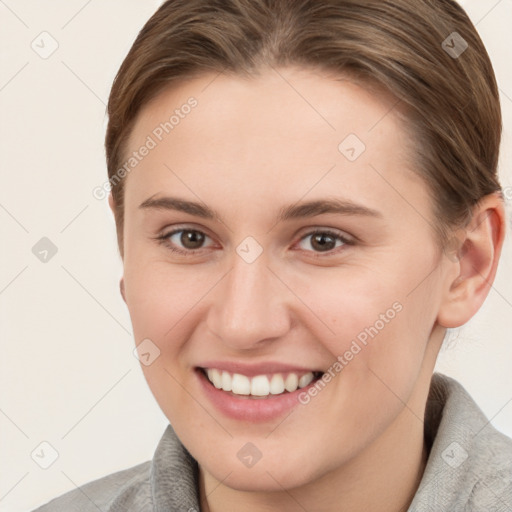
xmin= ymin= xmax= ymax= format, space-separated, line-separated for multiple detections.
xmin=206 ymin=252 xmax=292 ymax=351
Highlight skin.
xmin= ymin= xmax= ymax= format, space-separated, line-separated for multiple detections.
xmin=109 ymin=66 xmax=505 ymax=512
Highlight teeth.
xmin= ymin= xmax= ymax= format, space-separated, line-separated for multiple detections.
xmin=251 ymin=375 xmax=270 ymax=396
xmin=207 ymin=369 xmax=222 ymax=389
xmin=269 ymin=374 xmax=285 ymax=394
xmin=221 ymin=371 xmax=232 ymax=391
xmin=231 ymin=373 xmax=251 ymax=395
xmin=284 ymin=373 xmax=298 ymax=392
xmin=298 ymin=373 xmax=314 ymax=388
xmin=205 ymin=369 xmax=317 ymax=397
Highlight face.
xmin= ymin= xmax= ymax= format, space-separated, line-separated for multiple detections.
xmin=119 ymin=67 xmax=451 ymax=492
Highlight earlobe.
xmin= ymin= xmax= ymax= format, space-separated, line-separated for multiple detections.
xmin=108 ymin=192 xmax=124 ymax=259
xmin=120 ymin=277 xmax=126 ymax=303
xmin=436 ymin=193 xmax=506 ymax=328
xmin=108 ymin=192 xmax=115 ymax=214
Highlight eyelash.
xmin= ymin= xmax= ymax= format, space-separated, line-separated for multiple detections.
xmin=155 ymin=227 xmax=355 ymax=257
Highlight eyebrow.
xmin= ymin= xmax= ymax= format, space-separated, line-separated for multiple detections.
xmin=139 ymin=195 xmax=383 ymax=222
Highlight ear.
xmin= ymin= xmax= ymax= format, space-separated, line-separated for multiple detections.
xmin=120 ymin=277 xmax=126 ymax=303
xmin=437 ymin=193 xmax=507 ymax=328
xmin=109 ymin=192 xmax=126 ymax=300
xmin=109 ymin=192 xmax=125 ymax=259
xmin=108 ymin=192 xmax=115 ymax=215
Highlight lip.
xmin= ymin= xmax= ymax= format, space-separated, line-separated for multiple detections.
xmin=195 ymin=367 xmax=322 ymax=422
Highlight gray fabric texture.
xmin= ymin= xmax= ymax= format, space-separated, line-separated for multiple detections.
xmin=31 ymin=373 xmax=512 ymax=511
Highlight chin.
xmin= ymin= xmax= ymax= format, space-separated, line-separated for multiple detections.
xmin=202 ymin=454 xmax=327 ymax=493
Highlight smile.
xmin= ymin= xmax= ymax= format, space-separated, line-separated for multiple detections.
xmin=202 ymin=368 xmax=323 ymax=398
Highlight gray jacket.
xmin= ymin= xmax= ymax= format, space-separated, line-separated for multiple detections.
xmin=31 ymin=373 xmax=512 ymax=511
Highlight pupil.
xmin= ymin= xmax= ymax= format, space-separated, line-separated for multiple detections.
xmin=313 ymin=233 xmax=334 ymax=252
xmin=182 ymin=231 xmax=204 ymax=249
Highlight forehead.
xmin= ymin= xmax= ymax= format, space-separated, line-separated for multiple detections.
xmin=123 ymin=66 xmax=430 ymax=227
xmin=129 ymin=66 xmax=406 ymax=153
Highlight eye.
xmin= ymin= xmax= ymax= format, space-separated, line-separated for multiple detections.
xmin=156 ymin=228 xmax=214 ymax=254
xmin=295 ymin=229 xmax=354 ymax=255
xmin=155 ymin=226 xmax=354 ymax=257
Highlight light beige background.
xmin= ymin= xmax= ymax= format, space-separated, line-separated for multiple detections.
xmin=1 ymin=1 xmax=511 ymax=510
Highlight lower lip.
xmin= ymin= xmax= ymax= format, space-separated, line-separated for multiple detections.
xmin=196 ymin=369 xmax=319 ymax=422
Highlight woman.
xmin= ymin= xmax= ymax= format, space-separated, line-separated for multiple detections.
xmin=33 ymin=0 xmax=512 ymax=510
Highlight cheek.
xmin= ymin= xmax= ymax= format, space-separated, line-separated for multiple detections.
xmin=299 ymin=264 xmax=435 ymax=406
xmin=122 ymin=261 xmax=218 ymax=416
xmin=295 ymin=267 xmax=406 ymax=354
xmin=123 ymin=258 xmax=206 ymax=340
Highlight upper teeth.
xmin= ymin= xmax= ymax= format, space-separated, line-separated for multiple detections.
xmin=205 ymin=369 xmax=316 ymax=396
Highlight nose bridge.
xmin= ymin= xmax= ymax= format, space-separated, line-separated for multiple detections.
xmin=207 ymin=251 xmax=290 ymax=348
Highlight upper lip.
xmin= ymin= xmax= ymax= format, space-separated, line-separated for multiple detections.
xmin=197 ymin=361 xmax=323 ymax=377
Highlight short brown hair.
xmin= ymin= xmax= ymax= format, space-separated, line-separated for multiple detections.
xmin=105 ymin=0 xmax=503 ymax=256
